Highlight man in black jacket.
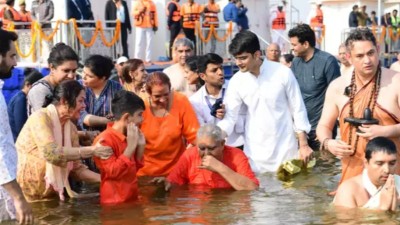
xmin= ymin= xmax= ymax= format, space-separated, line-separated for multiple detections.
xmin=105 ymin=0 xmax=132 ymax=58
xmin=348 ymin=4 xmax=358 ymax=28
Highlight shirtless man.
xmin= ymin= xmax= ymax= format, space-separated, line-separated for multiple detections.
xmin=389 ymin=53 xmax=400 ymax=73
xmin=334 ymin=137 xmax=399 ymax=211
xmin=317 ymin=28 xmax=400 ymax=184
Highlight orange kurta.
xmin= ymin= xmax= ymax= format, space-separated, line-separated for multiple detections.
xmin=167 ymin=146 xmax=259 ymax=188
xmin=339 ymin=79 xmax=400 ymax=183
xmin=93 ymin=123 xmax=143 ymax=204
xmin=138 ymin=91 xmax=200 ymax=176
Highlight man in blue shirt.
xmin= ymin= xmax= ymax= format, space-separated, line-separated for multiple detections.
xmin=289 ymin=24 xmax=340 ymax=150
xmin=223 ymin=0 xmax=238 ymax=57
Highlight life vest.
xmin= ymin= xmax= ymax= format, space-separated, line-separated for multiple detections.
xmin=272 ymin=10 xmax=286 ymax=30
xmin=0 ymin=6 xmax=22 ymax=29
xmin=134 ymin=0 xmax=157 ymax=28
xmin=181 ymin=2 xmax=202 ymax=29
xmin=19 ymin=11 xmax=32 ymax=29
xmin=203 ymin=3 xmax=219 ymax=28
xmin=166 ymin=1 xmax=181 ymax=22
xmin=310 ymin=8 xmax=323 ymax=27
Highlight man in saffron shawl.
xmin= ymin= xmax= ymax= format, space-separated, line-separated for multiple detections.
xmin=317 ymin=28 xmax=400 ymax=185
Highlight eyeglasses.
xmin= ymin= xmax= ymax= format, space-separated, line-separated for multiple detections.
xmin=198 ymin=145 xmax=219 ymax=151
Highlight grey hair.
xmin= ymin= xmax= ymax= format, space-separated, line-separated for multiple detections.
xmin=338 ymin=43 xmax=346 ymax=50
xmin=173 ymin=37 xmax=194 ymax=50
xmin=197 ymin=124 xmax=225 ymax=143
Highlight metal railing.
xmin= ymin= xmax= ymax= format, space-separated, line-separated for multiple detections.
xmin=7 ymin=20 xmax=119 ymax=68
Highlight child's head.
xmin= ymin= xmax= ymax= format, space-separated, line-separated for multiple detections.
xmin=111 ymin=90 xmax=145 ymax=127
xmin=22 ymin=68 xmax=43 ymax=91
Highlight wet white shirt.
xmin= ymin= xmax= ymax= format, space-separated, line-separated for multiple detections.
xmin=190 ymin=84 xmax=246 ymax=147
xmin=218 ymin=60 xmax=311 ymax=173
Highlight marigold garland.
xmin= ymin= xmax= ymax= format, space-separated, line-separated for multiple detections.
xmin=8 ymin=19 xmax=122 ymax=57
xmin=9 ymin=22 xmax=37 ymax=59
xmin=195 ymin=21 xmax=232 ymax=43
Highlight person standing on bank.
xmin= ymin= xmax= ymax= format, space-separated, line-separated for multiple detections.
xmin=31 ymin=0 xmax=54 ymax=28
xmin=166 ymin=0 xmax=181 ymax=60
xmin=105 ymin=0 xmax=132 ymax=58
xmin=180 ymin=0 xmax=202 ymax=54
xmin=133 ymin=0 xmax=158 ymax=64
xmin=289 ymin=24 xmax=340 ymax=150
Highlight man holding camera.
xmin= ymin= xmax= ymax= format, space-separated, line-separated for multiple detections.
xmin=190 ymin=53 xmax=245 ymax=149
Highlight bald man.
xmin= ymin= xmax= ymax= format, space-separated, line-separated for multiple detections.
xmin=266 ymin=43 xmax=281 ymax=62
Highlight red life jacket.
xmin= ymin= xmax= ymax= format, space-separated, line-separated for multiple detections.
xmin=272 ymin=11 xmax=286 ymax=30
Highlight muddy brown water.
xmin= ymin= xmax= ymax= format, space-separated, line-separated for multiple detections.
xmin=2 ymin=157 xmax=400 ymax=225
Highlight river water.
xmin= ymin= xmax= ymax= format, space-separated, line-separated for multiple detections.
xmin=2 ymin=157 xmax=400 ymax=225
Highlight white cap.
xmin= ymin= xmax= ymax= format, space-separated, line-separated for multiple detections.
xmin=277 ymin=3 xmax=284 ymax=7
xmin=116 ymin=56 xmax=128 ymax=65
xmin=315 ymin=0 xmax=322 ymax=5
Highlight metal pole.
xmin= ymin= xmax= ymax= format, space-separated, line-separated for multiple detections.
xmin=288 ymin=0 xmax=292 ymax=29
xmin=378 ymin=0 xmax=382 ymax=26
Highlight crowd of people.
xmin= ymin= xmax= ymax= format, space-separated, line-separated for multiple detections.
xmin=2 ymin=1 xmax=400 ymax=225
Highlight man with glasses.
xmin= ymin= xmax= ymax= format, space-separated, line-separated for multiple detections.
xmin=153 ymin=124 xmax=259 ymax=191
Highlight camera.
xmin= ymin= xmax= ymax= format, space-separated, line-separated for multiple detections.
xmin=210 ymin=98 xmax=223 ymax=118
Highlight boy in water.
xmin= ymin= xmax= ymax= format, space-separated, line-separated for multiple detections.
xmin=93 ymin=90 xmax=145 ymax=204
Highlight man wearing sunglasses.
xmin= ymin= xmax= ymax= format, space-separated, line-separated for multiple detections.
xmin=153 ymin=124 xmax=259 ymax=191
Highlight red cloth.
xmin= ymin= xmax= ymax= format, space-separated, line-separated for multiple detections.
xmin=167 ymin=146 xmax=259 ymax=188
xmin=93 ymin=123 xmax=144 ymax=204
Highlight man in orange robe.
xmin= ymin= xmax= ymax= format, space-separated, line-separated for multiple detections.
xmin=153 ymin=124 xmax=259 ymax=191
xmin=317 ymin=28 xmax=400 ymax=185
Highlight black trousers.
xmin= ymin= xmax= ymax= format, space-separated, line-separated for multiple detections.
xmin=120 ymin=23 xmax=129 ymax=58
xmin=169 ymin=22 xmax=181 ymax=59
xmin=183 ymin=27 xmax=196 ymax=54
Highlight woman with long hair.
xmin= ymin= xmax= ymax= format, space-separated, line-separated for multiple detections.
xmin=183 ymin=55 xmax=205 ymax=91
xmin=16 ymin=80 xmax=112 ymax=202
xmin=27 ymin=43 xmax=78 ymax=115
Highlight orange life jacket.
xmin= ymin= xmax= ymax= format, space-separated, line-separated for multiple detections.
xmin=310 ymin=8 xmax=323 ymax=27
xmin=203 ymin=3 xmax=219 ymax=28
xmin=0 ymin=6 xmax=22 ymax=29
xmin=181 ymin=2 xmax=202 ymax=29
xmin=134 ymin=0 xmax=158 ymax=28
xmin=19 ymin=11 xmax=32 ymax=29
xmin=166 ymin=1 xmax=181 ymax=22
xmin=272 ymin=10 xmax=286 ymax=30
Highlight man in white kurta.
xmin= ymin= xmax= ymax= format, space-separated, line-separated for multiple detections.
xmin=0 ymin=29 xmax=33 ymax=224
xmin=218 ymin=30 xmax=311 ymax=173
